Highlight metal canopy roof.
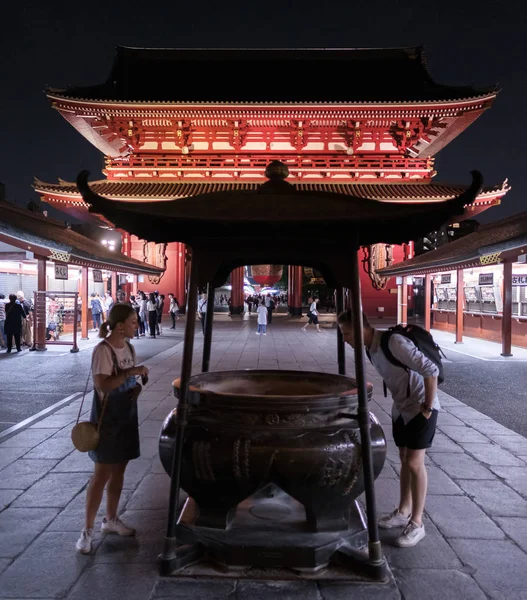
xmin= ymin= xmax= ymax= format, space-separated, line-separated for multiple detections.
xmin=77 ymin=161 xmax=483 ymax=287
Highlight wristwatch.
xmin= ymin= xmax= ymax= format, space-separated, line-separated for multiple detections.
xmin=423 ymin=405 xmax=433 ymax=414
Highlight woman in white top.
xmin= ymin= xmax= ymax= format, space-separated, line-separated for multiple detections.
xmin=302 ymin=297 xmax=322 ymax=332
xmin=147 ymin=292 xmax=158 ymax=339
xmin=76 ymin=303 xmax=148 ymax=555
xmin=256 ymin=299 xmax=268 ymax=335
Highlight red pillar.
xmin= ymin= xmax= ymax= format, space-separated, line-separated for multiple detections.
xmin=175 ymin=242 xmax=186 ymax=310
xmin=287 ymin=265 xmax=293 ymax=309
xmin=35 ymin=257 xmax=47 ymax=350
xmin=81 ymin=266 xmax=89 ymax=340
xmin=501 ymin=260 xmax=513 ymax=357
xmin=111 ymin=271 xmax=117 ymax=300
xmin=289 ymin=265 xmax=303 ymax=316
xmin=455 ymin=268 xmax=464 ymax=344
xmin=230 ymin=267 xmax=245 ymax=315
xmin=424 ymin=273 xmax=431 ymax=332
xmin=401 ymin=278 xmax=408 ymax=326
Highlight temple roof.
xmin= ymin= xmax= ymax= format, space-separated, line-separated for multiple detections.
xmin=379 ymin=212 xmax=527 ymax=276
xmin=0 ymin=200 xmax=163 ymax=275
xmin=48 ymin=46 xmax=497 ymax=105
xmin=34 ymin=178 xmax=509 ymax=205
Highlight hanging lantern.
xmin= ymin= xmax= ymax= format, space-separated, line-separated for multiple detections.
xmin=250 ymin=265 xmax=283 ymax=286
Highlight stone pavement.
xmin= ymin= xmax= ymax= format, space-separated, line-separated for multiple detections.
xmin=1 ymin=318 xmax=527 ymax=599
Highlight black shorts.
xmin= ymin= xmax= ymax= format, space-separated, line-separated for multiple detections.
xmin=392 ymin=409 xmax=438 ymax=450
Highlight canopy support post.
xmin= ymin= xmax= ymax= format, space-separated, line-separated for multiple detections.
xmin=336 ymin=287 xmax=346 ymax=375
xmin=501 ymin=260 xmax=513 ymax=357
xmin=202 ymin=283 xmax=215 ymax=372
xmin=349 ymin=247 xmax=386 ymax=577
xmin=424 ymin=273 xmax=432 ymax=331
xmin=159 ymin=253 xmax=202 ymax=574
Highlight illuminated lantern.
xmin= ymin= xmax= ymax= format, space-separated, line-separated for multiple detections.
xmin=250 ymin=264 xmax=283 ymax=286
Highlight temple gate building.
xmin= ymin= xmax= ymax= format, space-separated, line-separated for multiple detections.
xmin=34 ymin=47 xmax=509 ymax=317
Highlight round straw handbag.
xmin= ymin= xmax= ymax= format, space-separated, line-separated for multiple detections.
xmin=71 ymin=366 xmax=108 ymax=453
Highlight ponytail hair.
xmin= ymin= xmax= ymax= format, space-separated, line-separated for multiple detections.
xmin=98 ymin=303 xmax=136 ymax=338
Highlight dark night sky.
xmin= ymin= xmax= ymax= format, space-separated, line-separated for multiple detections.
xmin=1 ymin=0 xmax=525 ymax=223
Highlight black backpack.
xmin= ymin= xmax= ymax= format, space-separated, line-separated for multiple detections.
xmin=378 ymin=325 xmax=445 ymax=397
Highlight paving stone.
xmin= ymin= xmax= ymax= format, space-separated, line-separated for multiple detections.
xmin=51 ymin=451 xmax=93 ymax=472
xmin=429 ymin=453 xmax=495 ymax=480
xmin=469 ymin=420 xmax=517 ymax=437
xmin=0 ymin=428 xmax=59 ymax=448
xmin=488 ymin=466 xmax=527 ymax=497
xmin=436 ymin=413 xmax=466 ymax=427
xmin=429 ymin=432 xmax=463 ymax=453
xmin=0 ymin=447 xmax=28 ymax=471
xmin=0 ymin=532 xmax=93 ymax=598
xmin=0 ymin=508 xmax=60 ymax=558
xmin=126 ymin=474 xmax=171 ymax=510
xmin=12 ymin=473 xmax=89 ymax=508
xmin=122 ymin=459 xmax=153 ymax=489
xmin=381 ymin=519 xmax=462 ymax=569
xmin=449 ymin=539 xmax=527 ymax=597
xmin=236 ymin=580 xmax=319 ymax=600
xmin=0 ymin=459 xmax=58 ymax=489
xmin=446 ymin=406 xmax=493 ymax=421
xmin=457 ymin=479 xmax=527 ymax=517
xmin=22 ymin=437 xmax=76 ymax=460
xmin=459 ymin=443 xmax=525 ymax=467
xmin=153 ymin=577 xmax=236 ymax=599
xmin=29 ymin=414 xmax=76 ymax=429
xmin=0 ymin=489 xmax=23 ymax=511
xmin=487 ymin=434 xmax=527 ymax=455
xmin=318 ymin=580 xmax=400 ymax=600
xmin=138 ymin=420 xmax=164 ymax=438
xmin=495 ymin=517 xmax=527 ymax=553
xmin=0 ymin=558 xmax=11 ymax=576
xmin=426 ymin=464 xmax=464 ymax=495
xmin=394 ymin=568 xmax=487 ymax=600
xmin=439 ymin=426 xmax=490 ymax=444
xmin=426 ymin=496 xmax=504 ymax=539
xmin=369 ymin=478 xmax=400 ymax=515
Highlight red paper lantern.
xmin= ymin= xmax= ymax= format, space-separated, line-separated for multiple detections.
xmin=251 ymin=264 xmax=283 ymax=286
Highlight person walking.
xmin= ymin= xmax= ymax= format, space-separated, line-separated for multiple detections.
xmin=156 ymin=294 xmax=165 ymax=335
xmin=256 ymin=299 xmax=267 ymax=335
xmin=197 ymin=292 xmax=207 ymax=334
xmin=17 ymin=291 xmax=32 ymax=347
xmin=90 ymin=293 xmax=103 ymax=331
xmin=168 ymin=294 xmax=179 ymax=329
xmin=4 ymin=294 xmax=26 ymax=353
xmin=147 ymin=293 xmax=158 ymax=338
xmin=130 ymin=295 xmax=140 ymax=339
xmin=0 ymin=293 xmax=7 ymax=349
xmin=75 ymin=303 xmax=148 ymax=554
xmin=138 ymin=292 xmax=148 ymax=336
xmin=302 ymin=297 xmax=321 ymax=332
xmin=337 ymin=309 xmax=440 ymax=548
xmin=104 ymin=293 xmax=114 ymax=319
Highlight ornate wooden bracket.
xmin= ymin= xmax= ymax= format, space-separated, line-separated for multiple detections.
xmin=362 ymin=244 xmax=394 ymax=291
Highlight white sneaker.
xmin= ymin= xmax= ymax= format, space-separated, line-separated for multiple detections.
xmin=378 ymin=508 xmax=411 ymax=529
xmin=255 ymin=332 xmax=260 ymax=335
xmin=76 ymin=528 xmax=93 ymax=554
xmin=395 ymin=521 xmax=426 ymax=547
xmin=101 ymin=516 xmax=136 ymax=536
xmin=263 ymin=333 xmax=267 ymax=336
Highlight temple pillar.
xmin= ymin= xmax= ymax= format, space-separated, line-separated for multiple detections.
xmin=230 ymin=266 xmax=245 ymax=315
xmin=111 ymin=271 xmax=118 ymax=300
xmin=289 ymin=265 xmax=303 ymax=317
xmin=455 ymin=268 xmax=464 ymax=344
xmin=34 ymin=257 xmax=47 ymax=351
xmin=501 ymin=260 xmax=513 ymax=357
xmin=401 ymin=277 xmax=408 ymax=326
xmin=81 ymin=266 xmax=89 ymax=340
xmin=424 ymin=273 xmax=431 ymax=331
xmin=287 ymin=265 xmax=293 ymax=311
xmin=175 ymin=242 xmax=186 ymax=312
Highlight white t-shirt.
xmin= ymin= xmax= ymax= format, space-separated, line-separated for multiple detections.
xmin=92 ymin=341 xmax=135 ymax=377
xmin=147 ymin=300 xmax=157 ymax=312
xmin=257 ymin=305 xmax=268 ymax=325
xmin=310 ymin=301 xmax=319 ymax=316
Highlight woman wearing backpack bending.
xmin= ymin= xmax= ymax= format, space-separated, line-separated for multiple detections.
xmin=337 ymin=309 xmax=440 ymax=548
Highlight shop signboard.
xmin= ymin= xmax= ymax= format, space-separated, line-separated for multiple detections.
xmin=440 ymin=274 xmax=451 ymax=284
xmin=512 ymin=274 xmax=527 ymax=285
xmin=54 ymin=262 xmax=68 ymax=280
xmin=93 ymin=269 xmax=103 ymax=283
xmin=479 ymin=273 xmax=494 ymax=285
